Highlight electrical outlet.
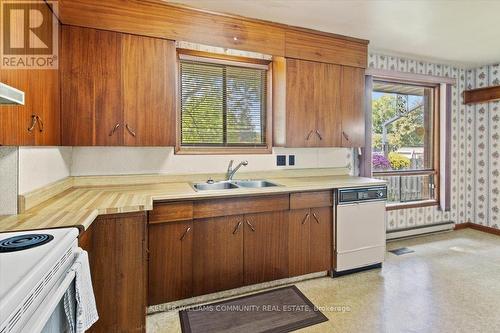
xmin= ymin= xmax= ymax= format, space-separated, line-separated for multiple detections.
xmin=276 ymin=155 xmax=286 ymax=166
xmin=288 ymin=155 xmax=295 ymax=166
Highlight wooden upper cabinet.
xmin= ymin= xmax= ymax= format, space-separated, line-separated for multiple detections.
xmin=0 ymin=3 xmax=60 ymax=146
xmin=61 ymin=26 xmax=176 ymax=146
xmin=122 ymin=35 xmax=176 ymax=146
xmin=340 ymin=66 xmax=366 ymax=147
xmin=286 ymin=59 xmax=342 ymax=147
xmin=61 ymin=26 xmax=123 ymax=145
xmin=285 ymin=30 xmax=368 ymax=68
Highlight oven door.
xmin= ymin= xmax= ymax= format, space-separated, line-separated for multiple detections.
xmin=22 ymin=266 xmax=76 ymax=333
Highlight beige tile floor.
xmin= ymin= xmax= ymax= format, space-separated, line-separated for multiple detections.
xmin=147 ymin=229 xmax=500 ymax=333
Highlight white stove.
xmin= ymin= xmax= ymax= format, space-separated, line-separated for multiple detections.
xmin=0 ymin=228 xmax=79 ymax=333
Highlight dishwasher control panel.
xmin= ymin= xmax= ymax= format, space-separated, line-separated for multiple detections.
xmin=338 ymin=186 xmax=387 ymax=204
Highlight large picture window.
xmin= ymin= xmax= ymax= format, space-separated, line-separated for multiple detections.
xmin=178 ymin=52 xmax=270 ymax=153
xmin=371 ymin=80 xmax=439 ymax=205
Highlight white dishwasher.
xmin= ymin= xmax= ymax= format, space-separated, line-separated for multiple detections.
xmin=333 ymin=186 xmax=387 ymax=276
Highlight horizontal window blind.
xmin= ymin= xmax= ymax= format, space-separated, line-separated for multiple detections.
xmin=180 ymin=58 xmax=268 ymax=147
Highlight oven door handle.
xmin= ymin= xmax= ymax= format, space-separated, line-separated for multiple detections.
xmin=23 ymin=269 xmax=76 ymax=333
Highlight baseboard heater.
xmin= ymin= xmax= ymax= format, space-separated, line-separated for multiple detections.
xmin=386 ymin=221 xmax=455 ymax=240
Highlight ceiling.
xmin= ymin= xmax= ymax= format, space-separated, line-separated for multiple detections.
xmin=167 ymin=0 xmax=500 ymax=68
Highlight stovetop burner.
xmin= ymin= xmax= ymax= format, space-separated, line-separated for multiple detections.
xmin=0 ymin=234 xmax=54 ymax=253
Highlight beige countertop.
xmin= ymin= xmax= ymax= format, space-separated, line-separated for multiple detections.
xmin=0 ymin=170 xmax=386 ymax=233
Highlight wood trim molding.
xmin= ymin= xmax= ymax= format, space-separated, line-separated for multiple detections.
xmin=132 ymin=0 xmax=370 ymax=45
xmin=454 ymin=222 xmax=500 ymax=236
xmin=454 ymin=222 xmax=471 ymax=230
xmin=386 ymin=199 xmax=439 ymax=211
xmin=366 ymin=68 xmax=456 ymax=86
xmin=463 ymin=85 xmax=500 ymax=105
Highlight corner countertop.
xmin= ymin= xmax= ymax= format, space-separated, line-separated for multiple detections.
xmin=0 ymin=172 xmax=386 ymax=233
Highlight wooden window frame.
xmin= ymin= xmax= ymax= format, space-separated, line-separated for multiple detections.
xmin=175 ymin=49 xmax=273 ymax=155
xmin=371 ymin=79 xmax=441 ymax=210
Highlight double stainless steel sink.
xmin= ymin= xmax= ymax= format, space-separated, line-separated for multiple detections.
xmin=192 ymin=179 xmax=280 ymax=191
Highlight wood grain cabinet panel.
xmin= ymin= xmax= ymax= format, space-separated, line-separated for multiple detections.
xmin=288 ymin=207 xmax=333 ymax=277
xmin=243 ymin=211 xmax=289 ymax=285
xmin=148 ymin=220 xmax=193 ymax=305
xmin=79 ymin=212 xmax=147 ymax=333
xmin=285 ymin=59 xmax=342 ymax=147
xmin=0 ymin=3 xmax=60 ymax=146
xmin=285 ymin=30 xmax=368 ymax=68
xmin=340 ymin=66 xmax=366 ymax=147
xmin=61 ymin=26 xmax=176 ymax=146
xmin=61 ymin=26 xmax=123 ymax=146
xmin=122 ymin=35 xmax=176 ymax=146
xmin=309 ymin=207 xmax=333 ymax=273
xmin=288 ymin=209 xmax=311 ymax=277
xmin=192 ymin=215 xmax=244 ymax=295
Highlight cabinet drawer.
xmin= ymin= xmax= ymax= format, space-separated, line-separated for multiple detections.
xmin=149 ymin=201 xmax=193 ymax=224
xmin=193 ymin=194 xmax=289 ymax=219
xmin=290 ymin=191 xmax=333 ymax=209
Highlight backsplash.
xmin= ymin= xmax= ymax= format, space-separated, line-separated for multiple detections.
xmin=16 ymin=147 xmax=354 ymax=193
xmin=0 ymin=147 xmax=18 ymax=215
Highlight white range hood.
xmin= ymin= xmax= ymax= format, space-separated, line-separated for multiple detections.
xmin=0 ymin=82 xmax=25 ymax=105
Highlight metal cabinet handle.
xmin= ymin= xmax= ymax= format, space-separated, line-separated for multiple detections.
xmin=28 ymin=115 xmax=38 ymax=132
xmin=315 ymin=130 xmax=323 ymax=140
xmin=125 ymin=124 xmax=136 ymax=137
xmin=342 ymin=131 xmax=349 ymax=141
xmin=109 ymin=123 xmax=120 ymax=136
xmin=180 ymin=226 xmax=191 ymax=241
xmin=301 ymin=212 xmax=310 ymax=224
xmin=312 ymin=212 xmax=321 ymax=224
xmin=233 ymin=220 xmax=243 ymax=234
xmin=37 ymin=116 xmax=44 ymax=132
xmin=305 ymin=130 xmax=313 ymax=140
xmin=245 ymin=219 xmax=256 ymax=232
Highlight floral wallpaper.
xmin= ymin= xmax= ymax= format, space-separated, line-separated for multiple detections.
xmin=465 ymin=64 xmax=500 ymax=230
xmin=368 ymin=53 xmax=460 ymax=231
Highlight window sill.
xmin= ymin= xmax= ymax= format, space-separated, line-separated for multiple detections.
xmin=175 ymin=146 xmax=272 ymax=155
xmin=386 ymin=199 xmax=439 ymax=211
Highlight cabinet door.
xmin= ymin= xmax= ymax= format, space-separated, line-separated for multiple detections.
xmin=61 ymin=26 xmax=123 ymax=146
xmin=316 ymin=63 xmax=342 ymax=147
xmin=243 ymin=211 xmax=288 ymax=285
xmin=340 ymin=66 xmax=365 ymax=147
xmin=148 ymin=220 xmax=193 ymax=305
xmin=310 ymin=207 xmax=333 ymax=273
xmin=122 ymin=35 xmax=176 ymax=146
xmin=192 ymin=216 xmax=244 ymax=295
xmin=288 ymin=209 xmax=311 ymax=277
xmin=79 ymin=212 xmax=147 ymax=333
xmin=0 ymin=3 xmax=59 ymax=146
xmin=285 ymin=59 xmax=318 ymax=147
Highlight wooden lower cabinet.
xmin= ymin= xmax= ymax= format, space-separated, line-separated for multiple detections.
xmin=78 ymin=212 xmax=147 ymax=333
xmin=147 ymin=193 xmax=333 ymax=304
xmin=243 ymin=211 xmax=289 ymax=285
xmin=309 ymin=207 xmax=333 ymax=273
xmin=192 ymin=216 xmax=244 ymax=295
xmin=289 ymin=207 xmax=333 ymax=277
xmin=148 ymin=220 xmax=193 ymax=305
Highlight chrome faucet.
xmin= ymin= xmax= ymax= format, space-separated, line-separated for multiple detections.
xmin=226 ymin=160 xmax=248 ymax=180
